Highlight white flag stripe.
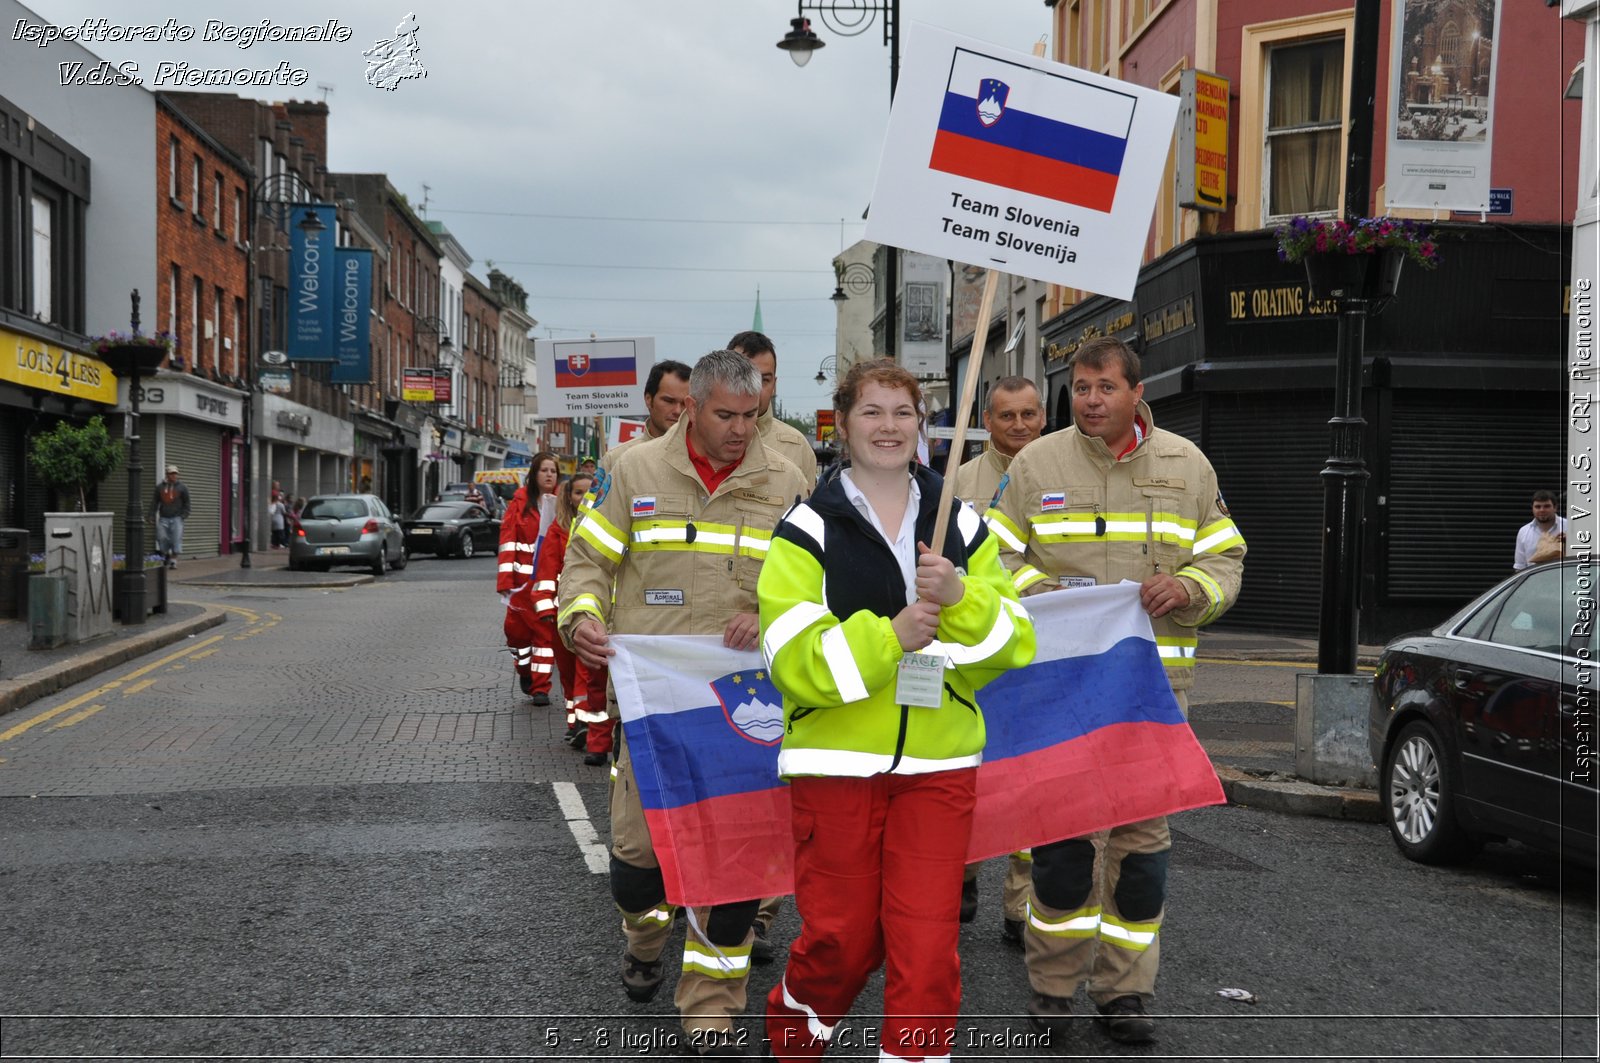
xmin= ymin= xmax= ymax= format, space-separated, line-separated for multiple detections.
xmin=947 ymin=47 xmax=1136 ymax=138
xmin=612 ymin=634 xmax=765 ymax=721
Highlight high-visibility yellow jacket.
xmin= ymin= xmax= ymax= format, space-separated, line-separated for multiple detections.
xmin=758 ymin=464 xmax=1036 ymax=777
xmin=557 ymin=420 xmax=810 ymax=641
xmin=758 ymin=409 xmax=818 ymax=489
xmin=987 ymin=401 xmax=1245 ymax=691
xmin=952 ymin=447 xmax=1013 ymax=511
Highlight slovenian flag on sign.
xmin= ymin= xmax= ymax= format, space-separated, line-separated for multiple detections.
xmin=929 ymin=46 xmax=1136 ymax=214
xmin=610 ymin=583 xmax=1223 ymax=909
xmin=556 ymin=348 xmax=637 ymax=388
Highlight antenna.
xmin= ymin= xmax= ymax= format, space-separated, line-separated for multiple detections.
xmin=419 ymin=183 xmax=431 ymax=218
xmin=316 ymin=82 xmax=335 ymax=102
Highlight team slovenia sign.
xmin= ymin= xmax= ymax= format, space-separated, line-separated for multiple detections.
xmin=864 ymin=24 xmax=1179 ymax=300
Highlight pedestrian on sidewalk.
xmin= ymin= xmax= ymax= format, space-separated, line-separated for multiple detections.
xmin=499 ymin=452 xmax=559 ymax=703
xmin=988 ymin=336 xmax=1246 ymax=1045
xmin=151 ymin=465 xmax=191 ymax=568
xmin=269 ymin=492 xmax=287 ymax=549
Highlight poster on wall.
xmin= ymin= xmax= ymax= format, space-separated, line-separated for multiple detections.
xmin=1385 ymin=0 xmax=1502 ymax=212
xmin=899 ymin=252 xmax=947 ymax=378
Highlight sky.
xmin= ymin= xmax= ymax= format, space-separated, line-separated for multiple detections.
xmin=21 ymin=0 xmax=1055 ymax=419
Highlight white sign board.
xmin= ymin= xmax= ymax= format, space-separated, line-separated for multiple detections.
xmin=1385 ymin=0 xmax=1501 ymax=211
xmin=534 ymin=336 xmax=653 ymax=417
xmin=864 ymin=23 xmax=1180 ymax=300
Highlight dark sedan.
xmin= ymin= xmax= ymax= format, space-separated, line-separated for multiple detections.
xmin=1368 ymin=559 xmax=1596 ymax=867
xmin=401 ymin=501 xmax=500 ymax=559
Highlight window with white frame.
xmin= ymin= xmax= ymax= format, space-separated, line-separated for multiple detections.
xmin=1263 ymin=37 xmax=1344 ymax=221
xmin=30 ymin=193 xmax=52 ymax=321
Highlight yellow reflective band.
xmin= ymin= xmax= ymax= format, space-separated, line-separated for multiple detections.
xmin=985 ymin=508 xmax=1027 ymax=552
xmin=557 ymin=592 xmax=606 ymax=630
xmin=682 ymin=940 xmax=752 ymax=978
xmin=763 ymin=601 xmax=831 ymax=665
xmin=1194 ymin=519 xmax=1245 ymax=555
xmin=1014 ymin=565 xmax=1048 ymax=591
xmin=1156 ymin=637 xmax=1198 ymax=666
xmin=1099 ymin=913 xmax=1160 ymax=951
xmin=1026 ymin=900 xmax=1101 ymax=938
xmin=576 ymin=510 xmax=626 ymax=562
xmin=1177 ymin=566 xmax=1226 ymax=625
xmin=941 ymin=600 xmax=1016 ymax=665
xmin=820 ymin=626 xmax=870 ymax=703
xmin=622 ymin=905 xmax=674 ymax=929
xmin=1015 ymin=849 xmax=1032 ymax=862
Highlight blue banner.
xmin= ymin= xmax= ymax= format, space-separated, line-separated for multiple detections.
xmin=287 ymin=203 xmax=338 ymax=361
xmin=330 ymin=247 xmax=373 ymax=384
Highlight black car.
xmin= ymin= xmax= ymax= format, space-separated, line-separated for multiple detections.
xmin=1368 ymin=560 xmax=1596 ymax=867
xmin=402 ymin=501 xmax=500 ymax=559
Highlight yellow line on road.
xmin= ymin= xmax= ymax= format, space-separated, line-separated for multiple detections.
xmin=0 ymin=634 xmax=224 ymax=744
xmin=190 ymin=648 xmax=218 ymax=660
xmin=50 ymin=704 xmax=105 ymax=729
xmin=122 ymin=679 xmax=156 ymax=696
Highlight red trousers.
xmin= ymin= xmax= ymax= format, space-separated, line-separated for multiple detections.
xmin=765 ymin=768 xmax=977 ymax=1062
xmin=523 ymin=616 xmax=559 ymax=696
xmin=572 ymin=660 xmax=616 ymax=754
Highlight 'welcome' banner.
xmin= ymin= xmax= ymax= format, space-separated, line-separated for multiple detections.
xmin=330 ymin=247 xmax=372 ymax=384
xmin=287 ymin=203 xmax=338 ymax=362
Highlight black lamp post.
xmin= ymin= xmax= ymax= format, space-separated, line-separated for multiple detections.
xmin=242 ymin=175 xmax=324 ymax=569
xmin=100 ymin=291 xmax=166 ymax=625
xmin=778 ymin=0 xmax=900 ymax=360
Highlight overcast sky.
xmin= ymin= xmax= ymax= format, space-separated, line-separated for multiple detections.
xmin=23 ymin=0 xmax=1053 ymax=417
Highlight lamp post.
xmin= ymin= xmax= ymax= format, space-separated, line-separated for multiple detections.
xmin=814 ymin=355 xmax=837 ymax=386
xmin=242 ymin=174 xmax=323 ymax=569
xmin=99 ymin=291 xmax=166 ymax=625
xmin=415 ymin=315 xmax=452 ymax=499
xmin=778 ymin=0 xmax=900 ymax=361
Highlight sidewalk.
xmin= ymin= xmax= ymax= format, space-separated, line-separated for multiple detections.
xmin=0 ymin=552 xmax=1383 ymax=823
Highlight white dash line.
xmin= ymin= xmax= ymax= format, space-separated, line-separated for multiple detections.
xmin=552 ymin=781 xmax=609 ymax=874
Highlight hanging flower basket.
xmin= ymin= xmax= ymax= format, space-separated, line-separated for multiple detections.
xmin=1302 ymin=247 xmax=1408 ymax=301
xmin=1275 ymin=216 xmax=1438 ymax=302
xmin=89 ymin=331 xmax=177 ymax=375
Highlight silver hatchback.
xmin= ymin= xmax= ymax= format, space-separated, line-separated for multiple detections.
xmin=288 ymin=494 xmax=408 ymax=575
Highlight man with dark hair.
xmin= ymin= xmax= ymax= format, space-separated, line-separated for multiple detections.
xmin=1513 ymin=489 xmax=1567 ymax=570
xmin=639 ymin=360 xmax=693 ymax=441
xmin=727 ymin=330 xmax=819 ymax=487
xmin=989 ymin=336 xmax=1245 ymax=1045
xmin=152 ymin=465 xmax=191 ymax=568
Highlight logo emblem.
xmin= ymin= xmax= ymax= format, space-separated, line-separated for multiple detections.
xmin=710 ymin=670 xmax=785 ymax=746
xmin=632 ymin=496 xmax=656 ymax=518
xmin=568 ymin=352 xmax=590 ymax=377
xmin=977 ymin=78 xmax=1010 ymax=127
xmin=363 ymin=13 xmax=427 ymax=92
xmin=1041 ymin=491 xmax=1066 ymax=512
xmin=988 ymin=472 xmax=1010 ymax=512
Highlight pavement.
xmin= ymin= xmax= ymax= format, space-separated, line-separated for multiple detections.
xmin=0 ymin=550 xmax=1385 ymax=825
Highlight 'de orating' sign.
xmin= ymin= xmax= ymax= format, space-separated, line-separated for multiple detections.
xmin=865 ymin=24 xmax=1179 ymax=300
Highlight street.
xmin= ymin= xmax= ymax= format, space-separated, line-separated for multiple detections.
xmin=1 ymin=561 xmax=1594 ymax=1061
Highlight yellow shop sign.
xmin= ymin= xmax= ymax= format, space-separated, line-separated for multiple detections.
xmin=0 ymin=327 xmax=117 ymax=403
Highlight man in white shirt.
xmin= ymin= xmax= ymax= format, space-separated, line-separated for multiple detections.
xmin=1513 ymin=490 xmax=1567 ymax=570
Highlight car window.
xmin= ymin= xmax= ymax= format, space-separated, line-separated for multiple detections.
xmin=467 ymin=505 xmax=488 ymax=519
xmin=303 ymin=499 xmax=365 ymax=520
xmin=1486 ymin=566 xmax=1566 ymax=655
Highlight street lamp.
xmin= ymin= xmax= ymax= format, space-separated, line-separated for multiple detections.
xmin=99 ymin=291 xmax=167 ymax=625
xmin=778 ymin=0 xmax=900 ymax=360
xmin=242 ymin=173 xmax=324 ymax=569
xmin=814 ymin=355 xmax=837 ymax=386
xmin=831 ymin=260 xmax=875 ymax=303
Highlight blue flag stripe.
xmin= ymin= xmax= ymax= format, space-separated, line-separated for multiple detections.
xmin=936 ymin=93 xmax=1128 ymax=175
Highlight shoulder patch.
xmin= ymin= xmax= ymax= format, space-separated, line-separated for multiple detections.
xmin=1216 ymin=491 xmax=1230 ymax=517
xmin=988 ymin=472 xmax=1010 ymax=512
xmin=1041 ymin=491 xmax=1066 ymax=512
xmin=590 ymin=467 xmax=611 ymax=507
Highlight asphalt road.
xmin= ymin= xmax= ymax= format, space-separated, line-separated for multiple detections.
xmin=1 ymin=556 xmax=1594 ymax=1061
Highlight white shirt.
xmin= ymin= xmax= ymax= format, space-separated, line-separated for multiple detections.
xmin=1513 ymin=515 xmax=1567 ymax=570
xmin=841 ymin=469 xmax=920 ymax=606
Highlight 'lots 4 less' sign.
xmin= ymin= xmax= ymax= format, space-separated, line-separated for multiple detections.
xmin=1 ymin=327 xmax=118 ymax=403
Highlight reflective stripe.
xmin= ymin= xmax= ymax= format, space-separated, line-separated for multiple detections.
xmin=984 ymin=508 xmax=1027 ymax=554
xmin=557 ymin=592 xmax=606 ymax=630
xmin=957 ymin=503 xmax=981 ymax=546
xmin=781 ymin=976 xmax=836 ymax=1043
xmin=819 ymin=626 xmax=869 ymax=703
xmin=777 ymin=747 xmax=983 ymax=776
xmin=1029 ymin=512 xmax=1196 ymax=546
xmin=623 ymin=905 xmax=674 ymax=929
xmin=529 ymin=663 xmax=552 ymax=674
xmin=1177 ymin=565 xmax=1226 ymax=625
xmin=1026 ymin=900 xmax=1101 ymax=938
xmin=575 ymin=704 xmax=610 ymax=723
xmin=784 ymin=504 xmax=826 ymax=553
xmin=1014 ymin=565 xmax=1048 ymax=591
xmin=534 ymin=580 xmax=557 ymax=592
xmin=575 ymin=510 xmax=626 ymax=562
xmin=531 ymin=647 xmax=555 ymax=658
xmin=762 ymin=601 xmax=831 ymax=668
xmin=682 ymin=940 xmax=752 ymax=978
xmin=499 ymin=540 xmax=537 ymax=553
xmin=499 ymin=562 xmax=534 ymax=576
xmin=1193 ymin=518 xmax=1245 ymax=556
xmin=1156 ymin=637 xmax=1197 ymax=665
xmin=937 ymin=599 xmax=1016 ymax=666
xmin=630 ymin=520 xmax=772 ymax=559
xmin=1099 ymin=912 xmax=1159 ymax=951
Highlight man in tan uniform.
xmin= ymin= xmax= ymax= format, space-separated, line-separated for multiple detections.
xmin=728 ymin=330 xmax=818 ymax=489
xmin=951 ymin=376 xmax=1046 ymax=944
xmin=559 ymin=349 xmax=808 ymax=1057
xmin=988 ymin=337 xmax=1244 ymax=1045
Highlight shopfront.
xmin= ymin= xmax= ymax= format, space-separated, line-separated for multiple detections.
xmin=254 ymin=392 xmax=355 ymax=527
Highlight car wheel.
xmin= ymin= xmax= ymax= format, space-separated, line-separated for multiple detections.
xmin=1383 ymin=719 xmax=1480 ymax=865
xmin=371 ymin=545 xmax=388 ymax=577
xmin=459 ymin=534 xmax=476 ymax=560
xmin=394 ymin=541 xmax=409 ymax=570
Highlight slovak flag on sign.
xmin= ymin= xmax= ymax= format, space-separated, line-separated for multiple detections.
xmin=556 ymin=348 xmax=637 ymax=388
xmin=930 ymin=46 xmax=1135 ymax=214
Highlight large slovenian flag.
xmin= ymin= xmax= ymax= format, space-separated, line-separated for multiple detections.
xmin=929 ymin=46 xmax=1136 ymax=214
xmin=610 ymin=584 xmax=1223 ymax=908
xmin=556 ymin=347 xmax=637 ymax=388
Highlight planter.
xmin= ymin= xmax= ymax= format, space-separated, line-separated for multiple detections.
xmin=1303 ymin=247 xmax=1406 ymax=301
xmin=111 ymin=565 xmax=168 ymax=620
xmin=98 ymin=342 xmax=170 ymax=376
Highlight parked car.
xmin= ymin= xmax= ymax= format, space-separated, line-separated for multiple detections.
xmin=289 ymin=494 xmax=407 ymax=575
xmin=441 ymin=481 xmax=502 ymax=518
xmin=1368 ymin=560 xmax=1595 ymax=867
xmin=401 ymin=501 xmax=500 ymax=559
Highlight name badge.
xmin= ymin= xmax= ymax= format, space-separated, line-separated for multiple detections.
xmin=895 ymin=652 xmax=946 ymax=708
xmin=1063 ymin=577 xmax=1097 ymax=589
xmin=644 ymin=589 xmax=684 ymax=606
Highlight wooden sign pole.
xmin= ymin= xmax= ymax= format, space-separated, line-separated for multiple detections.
xmin=929 ymin=266 xmax=1002 ymax=553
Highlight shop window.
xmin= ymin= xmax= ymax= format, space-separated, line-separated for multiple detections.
xmin=30 ymin=193 xmax=53 ymax=321
xmin=1263 ymin=38 xmax=1344 ymax=221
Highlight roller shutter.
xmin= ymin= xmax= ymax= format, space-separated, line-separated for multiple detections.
xmin=1152 ymin=395 xmax=1203 ymax=447
xmin=160 ymin=417 xmax=223 ymax=559
xmin=1384 ymin=392 xmax=1565 ymax=600
xmin=1202 ymin=391 xmax=1330 ymax=635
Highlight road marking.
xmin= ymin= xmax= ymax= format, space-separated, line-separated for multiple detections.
xmin=553 ymin=781 xmax=609 ymax=874
xmin=50 ymin=704 xmax=106 ymax=730
xmin=190 ymin=649 xmax=218 ymax=660
xmin=122 ymin=679 xmax=156 ymax=696
xmin=0 ymin=635 xmax=224 ymax=744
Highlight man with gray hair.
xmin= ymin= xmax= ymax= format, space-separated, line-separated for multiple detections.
xmin=558 ymin=349 xmax=809 ymax=1056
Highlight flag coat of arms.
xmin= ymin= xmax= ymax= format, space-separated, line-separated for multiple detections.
xmin=929 ymin=46 xmax=1136 ymax=214
xmin=556 ymin=348 xmax=637 ymax=388
xmin=611 ymin=584 xmax=1223 ymax=908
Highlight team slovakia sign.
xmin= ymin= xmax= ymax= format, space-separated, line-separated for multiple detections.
xmin=287 ymin=203 xmax=338 ymax=361
xmin=865 ymin=24 xmax=1179 ymax=299
xmin=534 ymin=336 xmax=652 ymax=417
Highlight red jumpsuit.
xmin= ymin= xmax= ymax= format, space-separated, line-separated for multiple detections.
xmin=497 ymin=490 xmax=552 ymax=694
xmin=531 ymin=520 xmax=579 ymax=714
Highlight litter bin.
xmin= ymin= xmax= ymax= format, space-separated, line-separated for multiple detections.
xmin=0 ymin=527 xmax=29 ymax=620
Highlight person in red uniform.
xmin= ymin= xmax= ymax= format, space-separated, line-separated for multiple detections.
xmin=500 ymin=452 xmax=560 ymax=700
xmin=530 ymin=472 xmax=596 ymax=750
